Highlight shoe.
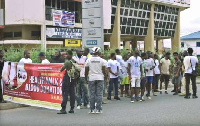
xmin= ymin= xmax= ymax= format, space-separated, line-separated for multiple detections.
xmin=147 ymin=96 xmax=151 ymax=100
xmin=165 ymin=91 xmax=168 ymax=94
xmin=160 ymin=91 xmax=162 ymax=94
xmin=171 ymin=90 xmax=175 ymax=92
xmin=114 ymin=96 xmax=120 ymax=100
xmin=179 ymin=93 xmax=185 ymax=96
xmin=153 ymin=92 xmax=157 ymax=96
xmin=96 ymin=110 xmax=103 ymax=114
xmin=146 ymin=94 xmax=149 ymax=97
xmin=57 ymin=109 xmax=67 ymax=114
xmin=130 ymin=100 xmax=134 ymax=103
xmin=192 ymin=95 xmax=198 ymax=99
xmin=88 ymin=110 xmax=95 ymax=114
xmin=141 ymin=96 xmax=145 ymax=101
xmin=173 ymin=93 xmax=178 ymax=95
xmin=184 ymin=96 xmax=190 ymax=99
xmin=107 ymin=97 xmax=111 ymax=100
xmin=77 ymin=106 xmax=81 ymax=109
xmin=68 ymin=109 xmax=74 ymax=113
xmin=102 ymin=101 xmax=107 ymax=104
xmin=139 ymin=99 xmax=142 ymax=102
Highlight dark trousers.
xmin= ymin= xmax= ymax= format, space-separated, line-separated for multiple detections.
xmin=108 ymin=78 xmax=118 ymax=97
xmin=153 ymin=74 xmax=160 ymax=90
xmin=185 ymin=73 xmax=197 ymax=96
xmin=61 ymin=74 xmax=75 ymax=110
xmin=0 ymin=81 xmax=3 ymax=102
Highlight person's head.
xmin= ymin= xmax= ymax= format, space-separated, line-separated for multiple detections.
xmin=0 ymin=50 xmax=3 ymax=58
xmin=146 ymin=51 xmax=152 ymax=58
xmin=173 ymin=52 xmax=179 ymax=60
xmin=111 ymin=53 xmax=116 ymax=60
xmin=165 ymin=52 xmax=171 ymax=59
xmin=182 ymin=50 xmax=188 ymax=57
xmin=66 ymin=50 xmax=73 ymax=60
xmin=76 ymin=49 xmax=82 ymax=57
xmin=141 ymin=52 xmax=147 ymax=60
xmin=154 ymin=54 xmax=158 ymax=59
xmin=134 ymin=50 xmax=139 ymax=57
xmin=55 ymin=50 xmax=61 ymax=57
xmin=99 ymin=52 xmax=105 ymax=59
xmin=92 ymin=47 xmax=101 ymax=56
xmin=38 ymin=52 xmax=45 ymax=61
xmin=115 ymin=49 xmax=121 ymax=55
xmin=123 ymin=54 xmax=129 ymax=61
xmin=108 ymin=54 xmax=111 ymax=59
xmin=84 ymin=48 xmax=90 ymax=56
xmin=187 ymin=48 xmax=193 ymax=55
xmin=24 ymin=50 xmax=30 ymax=58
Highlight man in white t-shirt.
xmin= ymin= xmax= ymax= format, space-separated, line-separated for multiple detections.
xmin=107 ymin=53 xmax=120 ymax=101
xmin=73 ymin=49 xmax=89 ymax=109
xmin=85 ymin=47 xmax=106 ymax=114
xmin=144 ymin=52 xmax=155 ymax=99
xmin=128 ymin=51 xmax=142 ymax=103
xmin=184 ymin=48 xmax=198 ymax=99
xmin=38 ymin=52 xmax=50 ymax=64
xmin=19 ymin=50 xmax=32 ymax=64
xmin=153 ymin=54 xmax=160 ymax=95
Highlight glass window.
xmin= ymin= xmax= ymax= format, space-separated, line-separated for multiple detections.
xmin=52 ymin=0 xmax=55 ymax=8
xmin=129 ymin=10 xmax=133 ymax=16
xmin=45 ymin=0 xmax=51 ymax=7
xmin=128 ymin=18 xmax=132 ymax=25
xmin=112 ymin=16 xmax=116 ymax=24
xmin=121 ymin=26 xmax=126 ymax=34
xmin=147 ymin=12 xmax=150 ymax=18
xmin=131 ymin=27 xmax=135 ymax=34
xmin=122 ymin=18 xmax=127 ymax=25
xmin=139 ymin=3 xmax=143 ymax=9
xmin=145 ymin=20 xmax=149 ymax=27
xmin=139 ymin=28 xmax=143 ymax=35
xmin=126 ymin=27 xmax=130 ymax=34
xmin=57 ymin=0 xmax=61 ymax=9
xmin=120 ymin=8 xmax=124 ymax=15
xmin=135 ymin=2 xmax=139 ymax=9
xmin=138 ymin=11 xmax=142 ymax=17
xmin=134 ymin=10 xmax=137 ymax=17
xmin=144 ymin=28 xmax=147 ymax=35
xmin=135 ymin=28 xmax=139 ymax=35
xmin=4 ymin=32 xmax=13 ymax=38
xmin=136 ymin=19 xmax=141 ymax=26
xmin=112 ymin=7 xmax=116 ymax=15
xmin=143 ymin=11 xmax=146 ymax=18
xmin=31 ymin=31 xmax=41 ymax=37
xmin=132 ymin=19 xmax=136 ymax=26
xmin=196 ymin=42 xmax=200 ymax=47
xmin=181 ymin=42 xmax=184 ymax=48
xmin=124 ymin=9 xmax=128 ymax=16
xmin=14 ymin=32 xmax=22 ymax=37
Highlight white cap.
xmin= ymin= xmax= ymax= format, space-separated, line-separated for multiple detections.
xmin=92 ymin=47 xmax=101 ymax=53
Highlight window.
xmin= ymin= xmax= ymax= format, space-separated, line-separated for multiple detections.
xmin=31 ymin=31 xmax=41 ymax=37
xmin=196 ymin=42 xmax=200 ymax=47
xmin=4 ymin=32 xmax=13 ymax=38
xmin=14 ymin=32 xmax=22 ymax=37
xmin=181 ymin=42 xmax=184 ymax=48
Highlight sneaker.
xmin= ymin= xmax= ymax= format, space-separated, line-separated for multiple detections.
xmin=165 ymin=91 xmax=168 ymax=94
xmin=57 ymin=109 xmax=67 ymax=114
xmin=139 ymin=99 xmax=143 ymax=102
xmin=147 ymin=96 xmax=151 ymax=100
xmin=179 ymin=93 xmax=185 ymax=96
xmin=96 ymin=110 xmax=103 ymax=114
xmin=107 ymin=97 xmax=111 ymax=100
xmin=171 ymin=90 xmax=175 ymax=92
xmin=88 ymin=110 xmax=95 ymax=114
xmin=114 ymin=96 xmax=120 ymax=100
xmin=77 ymin=106 xmax=81 ymax=109
xmin=130 ymin=100 xmax=134 ymax=103
xmin=173 ymin=93 xmax=178 ymax=95
xmin=141 ymin=96 xmax=145 ymax=101
xmin=68 ymin=109 xmax=74 ymax=114
xmin=153 ymin=92 xmax=157 ymax=96
xmin=192 ymin=95 xmax=198 ymax=99
xmin=184 ymin=96 xmax=190 ymax=99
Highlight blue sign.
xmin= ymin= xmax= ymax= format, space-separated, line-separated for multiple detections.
xmin=86 ymin=40 xmax=97 ymax=45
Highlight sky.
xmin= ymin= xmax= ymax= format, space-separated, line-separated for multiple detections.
xmin=163 ymin=0 xmax=200 ymax=47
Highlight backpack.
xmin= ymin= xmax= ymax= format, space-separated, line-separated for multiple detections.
xmin=67 ymin=60 xmax=81 ymax=80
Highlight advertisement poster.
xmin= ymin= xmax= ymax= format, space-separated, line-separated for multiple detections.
xmin=53 ymin=10 xmax=75 ymax=27
xmin=65 ymin=39 xmax=81 ymax=47
xmin=1 ymin=62 xmax=65 ymax=110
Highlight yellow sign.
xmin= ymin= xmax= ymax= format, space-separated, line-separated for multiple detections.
xmin=64 ymin=39 xmax=81 ymax=47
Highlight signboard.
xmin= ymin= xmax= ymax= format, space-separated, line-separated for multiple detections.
xmin=0 ymin=9 xmax=4 ymax=29
xmin=64 ymin=39 xmax=81 ymax=47
xmin=46 ymin=27 xmax=82 ymax=39
xmin=53 ymin=10 xmax=75 ymax=27
xmin=82 ymin=0 xmax=104 ymax=49
xmin=153 ymin=0 xmax=190 ymax=5
xmin=2 ymin=62 xmax=65 ymax=110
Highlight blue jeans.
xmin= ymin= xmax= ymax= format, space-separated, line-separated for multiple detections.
xmin=108 ymin=78 xmax=118 ymax=97
xmin=76 ymin=77 xmax=89 ymax=106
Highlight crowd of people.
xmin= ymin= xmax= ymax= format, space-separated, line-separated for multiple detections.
xmin=0 ymin=47 xmax=199 ymax=115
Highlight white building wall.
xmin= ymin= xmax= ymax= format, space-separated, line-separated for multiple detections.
xmin=181 ymin=39 xmax=200 ymax=55
xmin=5 ymin=0 xmax=45 ymax=25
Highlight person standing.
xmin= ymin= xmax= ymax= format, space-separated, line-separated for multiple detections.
xmin=38 ymin=52 xmax=50 ymax=64
xmin=50 ymin=50 xmax=65 ymax=63
xmin=107 ymin=53 xmax=120 ymax=100
xmin=153 ymin=54 xmax=160 ymax=94
xmin=140 ymin=53 xmax=147 ymax=101
xmin=160 ymin=52 xmax=171 ymax=94
xmin=128 ymin=51 xmax=143 ymax=103
xmin=144 ymin=52 xmax=155 ymax=99
xmin=172 ymin=52 xmax=182 ymax=95
xmin=19 ymin=50 xmax=32 ymax=64
xmin=184 ymin=48 xmax=198 ymax=99
xmin=83 ymin=48 xmax=92 ymax=59
xmin=72 ymin=49 xmax=89 ymax=109
xmin=85 ymin=47 xmax=106 ymax=114
xmin=0 ymin=50 xmax=6 ymax=103
xmin=57 ymin=50 xmax=75 ymax=114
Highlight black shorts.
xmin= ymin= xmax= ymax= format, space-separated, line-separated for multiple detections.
xmin=160 ymin=74 xmax=170 ymax=83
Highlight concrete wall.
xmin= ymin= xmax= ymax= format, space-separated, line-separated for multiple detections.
xmin=5 ymin=0 xmax=45 ymax=25
xmin=181 ymin=39 xmax=200 ymax=55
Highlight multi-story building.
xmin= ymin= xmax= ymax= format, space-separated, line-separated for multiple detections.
xmin=0 ymin=0 xmax=190 ymax=52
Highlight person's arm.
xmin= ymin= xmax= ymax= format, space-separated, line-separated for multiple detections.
xmin=150 ymin=59 xmax=155 ymax=70
xmin=140 ymin=64 xmax=143 ymax=77
xmin=102 ymin=66 xmax=106 ymax=77
xmin=108 ymin=67 xmax=116 ymax=76
xmin=160 ymin=59 xmax=163 ymax=74
xmin=175 ymin=61 xmax=181 ymax=78
xmin=85 ymin=66 xmax=89 ymax=84
xmin=60 ymin=61 xmax=72 ymax=72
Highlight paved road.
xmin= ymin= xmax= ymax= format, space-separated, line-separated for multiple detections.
xmin=1 ymin=86 xmax=200 ymax=126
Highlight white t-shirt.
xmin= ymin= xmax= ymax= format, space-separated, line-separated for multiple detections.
xmin=116 ymin=55 xmax=124 ymax=67
xmin=121 ymin=60 xmax=128 ymax=77
xmin=85 ymin=56 xmax=105 ymax=81
xmin=73 ymin=56 xmax=87 ymax=77
xmin=144 ymin=58 xmax=155 ymax=76
xmin=154 ymin=59 xmax=160 ymax=74
xmin=185 ymin=56 xmax=198 ymax=74
xmin=107 ymin=59 xmax=119 ymax=78
xmin=19 ymin=58 xmax=32 ymax=64
xmin=127 ymin=56 xmax=142 ymax=77
xmin=41 ymin=59 xmax=50 ymax=64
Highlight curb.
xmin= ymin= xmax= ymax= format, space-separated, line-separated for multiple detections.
xmin=0 ymin=102 xmax=29 ymax=110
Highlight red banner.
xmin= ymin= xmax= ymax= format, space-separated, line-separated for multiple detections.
xmin=2 ymin=62 xmax=65 ymax=110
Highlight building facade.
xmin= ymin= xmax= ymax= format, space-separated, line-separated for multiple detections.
xmin=181 ymin=31 xmax=200 ymax=57
xmin=0 ymin=0 xmax=190 ymax=52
